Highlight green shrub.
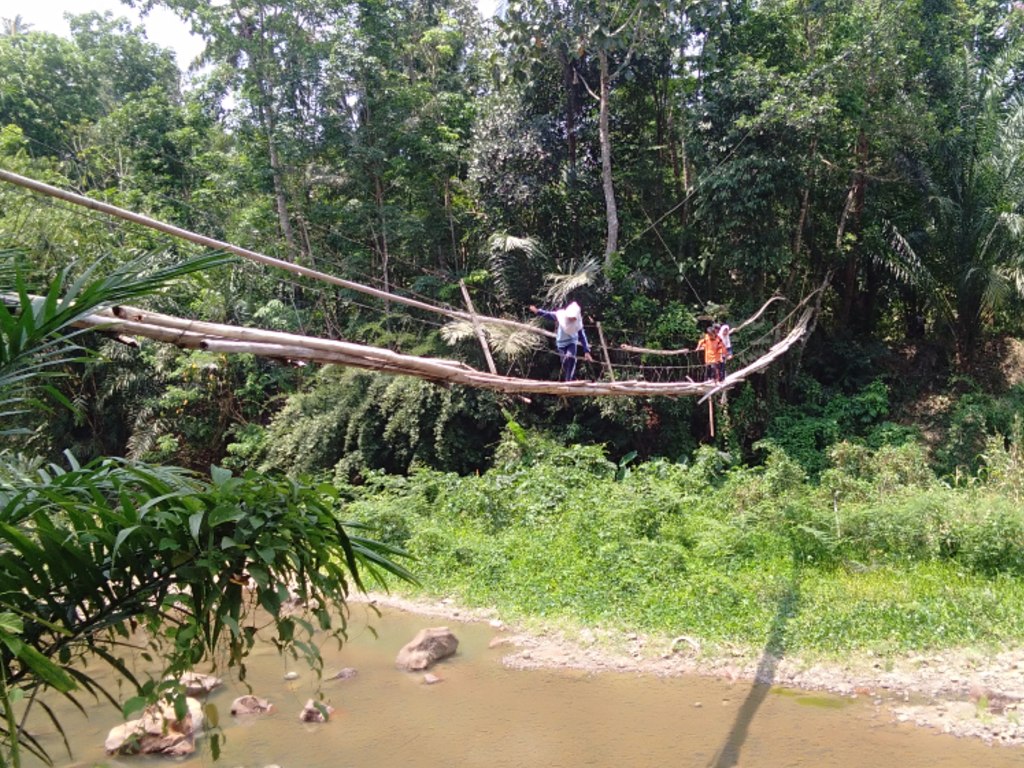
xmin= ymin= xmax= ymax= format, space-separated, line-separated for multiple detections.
xmin=839 ymin=492 xmax=947 ymax=563
xmin=945 ymin=493 xmax=1024 ymax=576
xmin=336 ymin=422 xmax=1024 ymax=654
xmin=978 ymin=417 xmax=1024 ymax=500
xmin=764 ymin=379 xmax=903 ymax=477
xmin=261 ymin=369 xmax=504 ymax=479
xmin=937 ymin=386 xmax=1024 ymax=478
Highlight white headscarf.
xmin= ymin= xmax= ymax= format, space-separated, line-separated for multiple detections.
xmin=554 ymin=301 xmax=582 ymax=335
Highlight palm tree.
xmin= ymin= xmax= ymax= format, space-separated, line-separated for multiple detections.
xmin=0 ymin=16 xmax=32 ymax=37
xmin=883 ymin=45 xmax=1024 ymax=366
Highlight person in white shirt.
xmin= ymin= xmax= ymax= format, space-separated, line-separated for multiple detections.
xmin=529 ymin=301 xmax=593 ymax=381
xmin=718 ymin=323 xmax=734 ymax=360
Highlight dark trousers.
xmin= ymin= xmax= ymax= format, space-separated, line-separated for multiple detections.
xmin=558 ymin=343 xmax=579 ymax=381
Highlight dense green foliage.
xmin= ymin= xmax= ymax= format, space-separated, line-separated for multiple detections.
xmin=0 ymin=4 xmax=1023 ymax=762
xmin=346 ymin=424 xmax=1024 ymax=655
xmin=0 ymin=254 xmax=410 ymax=766
xmin=0 ymin=0 xmax=1023 ymax=707
xmin=2 ymin=0 xmax=1024 ymax=477
xmin=0 ymin=456 xmax=407 ymax=755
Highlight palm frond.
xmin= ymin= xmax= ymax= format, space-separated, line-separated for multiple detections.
xmin=125 ymin=410 xmax=171 ymax=461
xmin=980 ymin=266 xmax=1012 ymax=313
xmin=874 ymin=222 xmax=955 ymax=323
xmin=996 ymin=263 xmax=1024 ymax=300
xmin=440 ymin=320 xmax=477 ymax=345
xmin=440 ymin=319 xmax=543 ymax=362
xmin=1001 ymin=211 xmax=1024 ymax=240
xmin=486 ymin=233 xmax=546 ymax=260
xmin=482 ymin=323 xmax=543 ymax=360
xmin=484 ymin=233 xmax=546 ymax=302
xmin=543 ymin=257 xmax=600 ymax=306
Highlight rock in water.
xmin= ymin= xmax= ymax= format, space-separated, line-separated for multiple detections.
xmin=395 ymin=627 xmax=459 ymax=671
xmin=299 ymin=699 xmax=334 ymax=722
xmin=176 ymin=671 xmax=222 ymax=696
xmin=230 ymin=695 xmax=274 ymax=715
xmin=105 ymin=697 xmax=205 ymax=756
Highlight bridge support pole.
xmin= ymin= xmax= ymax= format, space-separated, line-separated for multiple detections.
xmin=459 ymin=280 xmax=497 ymax=375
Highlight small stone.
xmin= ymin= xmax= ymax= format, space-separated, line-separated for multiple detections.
xmin=284 ymin=671 xmax=300 ymax=681
xmin=423 ymin=673 xmax=442 ymax=685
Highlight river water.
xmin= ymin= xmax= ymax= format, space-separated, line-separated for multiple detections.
xmin=28 ymin=604 xmax=1022 ymax=768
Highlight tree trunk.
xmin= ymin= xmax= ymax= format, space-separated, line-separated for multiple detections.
xmin=599 ymin=49 xmax=619 ymax=270
xmin=560 ymin=50 xmax=578 ymax=171
xmin=264 ymin=130 xmax=296 ymax=254
xmin=373 ymin=175 xmax=391 ymax=325
xmin=241 ymin=1 xmax=299 ymax=258
xmin=837 ymin=131 xmax=869 ymax=330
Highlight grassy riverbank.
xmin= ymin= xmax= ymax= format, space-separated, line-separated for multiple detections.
xmin=345 ymin=427 xmax=1024 ymax=658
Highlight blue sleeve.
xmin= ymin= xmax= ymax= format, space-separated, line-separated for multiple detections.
xmin=535 ymin=309 xmax=557 ymax=322
xmin=578 ymin=328 xmax=591 ymax=354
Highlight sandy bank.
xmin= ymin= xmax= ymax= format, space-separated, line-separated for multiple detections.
xmin=352 ymin=591 xmax=1024 ymax=748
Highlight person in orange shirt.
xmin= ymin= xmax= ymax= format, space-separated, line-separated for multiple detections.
xmin=696 ymin=324 xmax=727 ymax=382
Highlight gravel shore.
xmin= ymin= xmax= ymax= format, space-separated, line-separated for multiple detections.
xmin=354 ymin=591 xmax=1024 ymax=748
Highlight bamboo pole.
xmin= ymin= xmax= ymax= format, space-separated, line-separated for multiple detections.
xmin=75 ymin=302 xmax=808 ymax=398
xmin=0 ymin=168 xmax=553 ymax=340
xmin=15 ymin=292 xmax=810 ymax=399
xmin=595 ymin=321 xmax=615 ymax=382
xmin=459 ymin=279 xmax=497 ymax=375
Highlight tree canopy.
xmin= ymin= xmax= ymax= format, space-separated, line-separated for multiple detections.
xmin=2 ymin=0 xmax=1024 ymax=474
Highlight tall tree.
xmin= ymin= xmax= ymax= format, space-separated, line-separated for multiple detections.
xmin=0 ymin=31 xmax=101 ymax=155
xmin=499 ymin=0 xmax=663 ymax=269
xmin=887 ymin=2 xmax=1024 ymax=365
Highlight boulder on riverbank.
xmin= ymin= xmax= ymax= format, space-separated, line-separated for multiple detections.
xmin=105 ymin=697 xmax=205 ymax=756
xmin=395 ymin=627 xmax=459 ymax=671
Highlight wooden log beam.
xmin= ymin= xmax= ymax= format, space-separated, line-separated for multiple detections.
xmin=20 ymin=296 xmax=809 ymax=399
xmin=0 ymin=168 xmax=553 ymax=340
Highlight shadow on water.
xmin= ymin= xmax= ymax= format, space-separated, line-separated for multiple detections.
xmin=708 ymin=561 xmax=802 ymax=768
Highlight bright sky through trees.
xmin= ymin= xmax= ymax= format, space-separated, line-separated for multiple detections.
xmin=15 ymin=0 xmax=500 ymax=71
xmin=16 ymin=1 xmax=205 ymax=69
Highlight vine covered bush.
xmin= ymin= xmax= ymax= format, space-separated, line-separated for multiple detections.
xmin=256 ymin=369 xmax=504 ymax=480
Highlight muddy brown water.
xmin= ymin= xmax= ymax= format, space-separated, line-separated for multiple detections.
xmin=26 ymin=604 xmax=1022 ymax=768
